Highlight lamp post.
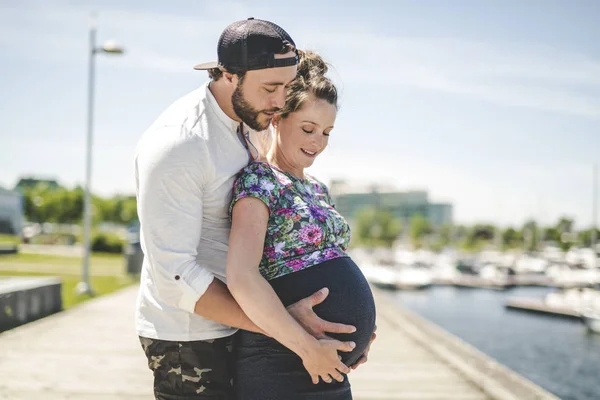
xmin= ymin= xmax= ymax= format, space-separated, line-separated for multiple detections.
xmin=78 ymin=14 xmax=125 ymax=295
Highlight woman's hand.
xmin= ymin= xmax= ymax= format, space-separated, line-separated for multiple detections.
xmin=350 ymin=325 xmax=377 ymax=370
xmin=300 ymin=338 xmax=355 ymax=384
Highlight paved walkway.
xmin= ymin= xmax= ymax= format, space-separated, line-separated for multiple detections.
xmin=0 ymin=285 xmax=553 ymax=399
xmin=0 ymin=286 xmax=152 ymax=399
xmin=349 ymin=307 xmax=488 ymax=400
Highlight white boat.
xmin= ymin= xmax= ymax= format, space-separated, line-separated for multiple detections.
xmin=359 ymin=263 xmax=432 ymax=290
xmin=359 ymin=263 xmax=398 ymax=290
xmin=581 ymin=312 xmax=600 ymax=333
xmin=394 ymin=266 xmax=433 ymax=290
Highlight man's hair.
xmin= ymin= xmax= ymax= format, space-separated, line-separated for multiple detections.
xmin=208 ymin=42 xmax=296 ymax=81
xmin=207 ymin=67 xmax=226 ymax=81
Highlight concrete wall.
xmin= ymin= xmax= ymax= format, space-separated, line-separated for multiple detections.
xmin=0 ymin=277 xmax=62 ymax=332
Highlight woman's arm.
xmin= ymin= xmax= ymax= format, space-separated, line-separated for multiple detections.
xmin=227 ymin=197 xmax=354 ymax=384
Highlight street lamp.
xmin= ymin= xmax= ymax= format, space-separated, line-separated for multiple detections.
xmin=78 ymin=14 xmax=125 ymax=296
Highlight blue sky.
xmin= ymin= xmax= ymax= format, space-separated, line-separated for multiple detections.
xmin=1 ymin=0 xmax=599 ymax=227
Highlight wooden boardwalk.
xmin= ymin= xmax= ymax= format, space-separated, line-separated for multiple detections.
xmin=350 ymin=304 xmax=489 ymax=400
xmin=0 ymin=285 xmax=557 ymax=399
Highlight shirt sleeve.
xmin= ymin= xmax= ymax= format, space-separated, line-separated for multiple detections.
xmin=229 ymin=162 xmax=279 ymax=217
xmin=135 ymin=128 xmax=215 ymax=314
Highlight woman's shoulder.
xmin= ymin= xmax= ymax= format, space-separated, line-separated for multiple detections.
xmin=239 ymin=161 xmax=297 ymax=186
xmin=238 ymin=161 xmax=274 ymax=178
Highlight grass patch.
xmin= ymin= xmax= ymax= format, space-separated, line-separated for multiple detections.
xmin=0 ymin=252 xmax=122 ymax=266
xmin=0 ymin=233 xmax=19 ymax=244
xmin=0 ymin=252 xmax=138 ymax=309
xmin=0 ymin=252 xmax=123 ymax=276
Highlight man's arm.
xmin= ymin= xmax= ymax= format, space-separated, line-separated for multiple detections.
xmin=194 ymin=279 xmax=263 ymax=333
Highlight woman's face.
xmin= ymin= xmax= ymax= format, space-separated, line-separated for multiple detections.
xmin=274 ymin=96 xmax=337 ymax=170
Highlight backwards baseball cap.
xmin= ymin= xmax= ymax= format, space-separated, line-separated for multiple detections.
xmin=194 ymin=17 xmax=298 ymax=72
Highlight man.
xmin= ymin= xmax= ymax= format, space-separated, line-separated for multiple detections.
xmin=134 ymin=18 xmax=371 ymax=400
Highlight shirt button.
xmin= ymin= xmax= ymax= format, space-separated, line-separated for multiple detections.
xmin=174 ymin=275 xmax=181 ymax=280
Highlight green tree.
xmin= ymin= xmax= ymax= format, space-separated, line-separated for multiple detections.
xmin=114 ymin=196 xmax=138 ymax=224
xmin=438 ymin=224 xmax=453 ymax=247
xmin=462 ymin=224 xmax=496 ymax=251
xmin=542 ymin=227 xmax=560 ymax=243
xmin=22 ymin=184 xmax=53 ymax=222
xmin=22 ymin=188 xmax=39 ymax=222
xmin=556 ymin=217 xmax=574 ymax=234
xmin=20 ymin=183 xmax=137 ymax=226
xmin=21 ymin=184 xmax=84 ymax=224
xmin=453 ymin=225 xmax=469 ymax=243
xmin=555 ymin=217 xmax=575 ymax=252
xmin=579 ymin=228 xmax=600 ymax=247
xmin=521 ymin=220 xmax=540 ymax=252
xmin=427 ymin=224 xmax=455 ymax=252
xmin=92 ymin=196 xmax=111 ymax=224
xmin=409 ymin=214 xmax=432 ymax=248
xmin=502 ymin=227 xmax=523 ymax=249
xmin=355 ymin=207 xmax=402 ymax=248
xmin=64 ymin=187 xmax=84 ymax=223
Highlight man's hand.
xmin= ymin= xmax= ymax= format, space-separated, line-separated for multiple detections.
xmin=350 ymin=325 xmax=377 ymax=370
xmin=286 ymin=288 xmax=356 ymax=339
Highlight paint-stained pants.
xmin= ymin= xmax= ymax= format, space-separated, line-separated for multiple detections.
xmin=139 ymin=335 xmax=235 ymax=400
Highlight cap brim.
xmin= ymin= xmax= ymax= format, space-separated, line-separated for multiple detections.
xmin=193 ymin=61 xmax=219 ymax=70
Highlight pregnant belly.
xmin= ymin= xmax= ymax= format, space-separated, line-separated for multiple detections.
xmin=268 ymin=256 xmax=377 ymax=366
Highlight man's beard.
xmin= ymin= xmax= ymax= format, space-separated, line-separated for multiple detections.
xmin=232 ymin=82 xmax=279 ymax=131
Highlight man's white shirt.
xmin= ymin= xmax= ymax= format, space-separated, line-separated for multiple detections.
xmin=134 ymin=82 xmax=265 ymax=341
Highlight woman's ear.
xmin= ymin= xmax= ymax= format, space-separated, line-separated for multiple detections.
xmin=271 ymin=114 xmax=281 ymax=128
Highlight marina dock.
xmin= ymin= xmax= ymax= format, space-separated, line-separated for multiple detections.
xmin=0 ymin=284 xmax=559 ymax=400
xmin=505 ymin=297 xmax=582 ymax=320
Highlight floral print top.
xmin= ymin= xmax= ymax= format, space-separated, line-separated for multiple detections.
xmin=230 ymin=161 xmax=351 ymax=281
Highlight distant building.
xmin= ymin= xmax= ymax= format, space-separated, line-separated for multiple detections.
xmin=329 ymin=180 xmax=453 ymax=227
xmin=14 ymin=177 xmax=60 ymax=191
xmin=427 ymin=203 xmax=454 ymax=227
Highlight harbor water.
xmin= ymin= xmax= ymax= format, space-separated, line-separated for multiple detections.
xmin=388 ymin=286 xmax=600 ymax=400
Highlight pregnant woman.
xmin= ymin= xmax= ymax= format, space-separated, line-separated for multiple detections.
xmin=226 ymin=50 xmax=377 ymax=399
